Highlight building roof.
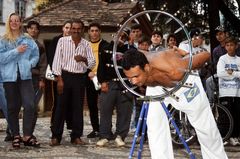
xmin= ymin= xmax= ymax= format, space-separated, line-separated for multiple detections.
xmin=23 ymin=0 xmax=142 ymax=31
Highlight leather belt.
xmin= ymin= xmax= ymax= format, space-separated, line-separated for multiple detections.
xmin=62 ymin=70 xmax=85 ymax=75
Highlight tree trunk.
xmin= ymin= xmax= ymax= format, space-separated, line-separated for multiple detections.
xmin=217 ymin=0 xmax=240 ymax=34
xmin=208 ymin=0 xmax=221 ymax=52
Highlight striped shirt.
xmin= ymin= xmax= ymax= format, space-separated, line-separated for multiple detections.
xmin=52 ymin=36 xmax=95 ymax=75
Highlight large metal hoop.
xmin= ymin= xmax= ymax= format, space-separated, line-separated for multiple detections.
xmin=113 ymin=10 xmax=193 ymax=99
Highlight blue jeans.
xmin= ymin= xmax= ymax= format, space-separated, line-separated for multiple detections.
xmin=0 ymin=82 xmax=11 ymax=136
xmin=0 ymin=83 xmax=8 ymax=120
xmin=3 ymin=79 xmax=36 ymax=136
xmin=32 ymin=76 xmax=43 ymax=133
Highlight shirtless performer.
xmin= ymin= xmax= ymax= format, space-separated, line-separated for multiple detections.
xmin=122 ymin=48 xmax=228 ymax=159
xmin=125 ymin=47 xmax=209 ymax=88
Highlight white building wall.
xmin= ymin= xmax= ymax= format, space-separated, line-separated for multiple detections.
xmin=26 ymin=1 xmax=35 ymax=18
xmin=0 ymin=0 xmax=35 ymax=36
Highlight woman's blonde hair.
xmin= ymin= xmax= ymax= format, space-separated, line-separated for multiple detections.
xmin=3 ymin=13 xmax=23 ymax=42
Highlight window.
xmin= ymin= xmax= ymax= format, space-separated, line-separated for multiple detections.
xmin=0 ymin=0 xmax=3 ymax=22
xmin=15 ymin=0 xmax=26 ymax=19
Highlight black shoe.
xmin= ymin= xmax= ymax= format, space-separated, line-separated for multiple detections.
xmin=4 ymin=134 xmax=14 ymax=142
xmin=87 ymin=131 xmax=99 ymax=138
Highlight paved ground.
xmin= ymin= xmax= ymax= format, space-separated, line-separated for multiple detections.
xmin=0 ymin=112 xmax=239 ymax=159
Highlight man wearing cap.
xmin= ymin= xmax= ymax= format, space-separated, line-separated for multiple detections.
xmin=180 ymin=28 xmax=209 ymax=84
xmin=212 ymin=26 xmax=229 ymax=70
xmin=179 ymin=28 xmax=204 ymax=52
xmin=211 ymin=26 xmax=240 ymax=73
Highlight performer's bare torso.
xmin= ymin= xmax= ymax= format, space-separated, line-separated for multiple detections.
xmin=123 ymin=48 xmax=209 ymax=88
xmin=142 ymin=49 xmax=186 ymax=87
xmin=141 ymin=49 xmax=209 ymax=87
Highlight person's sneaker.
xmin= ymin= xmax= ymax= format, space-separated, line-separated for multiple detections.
xmin=87 ymin=131 xmax=99 ymax=138
xmin=234 ymin=138 xmax=240 ymax=146
xmin=96 ymin=138 xmax=109 ymax=147
xmin=229 ymin=137 xmax=240 ymax=146
xmin=223 ymin=140 xmax=228 ymax=146
xmin=115 ymin=135 xmax=125 ymax=147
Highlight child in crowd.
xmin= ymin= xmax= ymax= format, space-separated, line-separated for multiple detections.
xmin=217 ymin=36 xmax=240 ymax=146
xmin=149 ymin=30 xmax=165 ymax=52
xmin=166 ymin=33 xmax=177 ymax=49
xmin=138 ymin=35 xmax=151 ymax=53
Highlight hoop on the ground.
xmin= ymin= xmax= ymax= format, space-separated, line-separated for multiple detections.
xmin=112 ymin=10 xmax=193 ymax=99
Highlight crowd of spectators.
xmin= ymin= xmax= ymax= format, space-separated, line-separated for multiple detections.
xmin=0 ymin=12 xmax=239 ymax=159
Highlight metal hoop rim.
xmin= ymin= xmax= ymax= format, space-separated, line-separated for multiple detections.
xmin=113 ymin=10 xmax=193 ymax=99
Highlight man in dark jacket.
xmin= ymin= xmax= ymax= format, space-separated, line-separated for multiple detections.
xmin=86 ymin=22 xmax=110 ymax=138
xmin=47 ymin=20 xmax=72 ymax=129
xmin=96 ymin=30 xmax=133 ymax=147
xmin=26 ymin=20 xmax=47 ymax=136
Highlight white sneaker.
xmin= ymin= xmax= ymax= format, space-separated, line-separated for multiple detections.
xmin=229 ymin=137 xmax=240 ymax=146
xmin=115 ymin=135 xmax=125 ymax=147
xmin=234 ymin=138 xmax=240 ymax=146
xmin=238 ymin=137 xmax=240 ymax=143
xmin=223 ymin=141 xmax=228 ymax=146
xmin=96 ymin=138 xmax=109 ymax=147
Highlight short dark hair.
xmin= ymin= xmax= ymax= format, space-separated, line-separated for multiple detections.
xmin=62 ymin=20 xmax=72 ymax=27
xmin=225 ymin=36 xmax=238 ymax=45
xmin=167 ymin=33 xmax=176 ymax=43
xmin=72 ymin=19 xmax=84 ymax=28
xmin=138 ymin=35 xmax=151 ymax=45
xmin=26 ymin=20 xmax=40 ymax=30
xmin=89 ymin=22 xmax=101 ymax=30
xmin=151 ymin=30 xmax=163 ymax=38
xmin=122 ymin=49 xmax=149 ymax=70
xmin=131 ymin=24 xmax=142 ymax=30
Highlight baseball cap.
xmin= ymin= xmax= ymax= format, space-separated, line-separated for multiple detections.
xmin=189 ymin=28 xmax=201 ymax=38
xmin=215 ymin=26 xmax=225 ymax=33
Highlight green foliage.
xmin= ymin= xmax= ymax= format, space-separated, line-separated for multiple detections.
xmin=143 ymin=0 xmax=239 ymax=36
xmin=37 ymin=0 xmax=63 ymax=11
xmin=144 ymin=0 xmax=208 ymax=34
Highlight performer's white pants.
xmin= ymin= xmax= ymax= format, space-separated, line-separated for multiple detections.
xmin=146 ymin=75 xmax=228 ymax=159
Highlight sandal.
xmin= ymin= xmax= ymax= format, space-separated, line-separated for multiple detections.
xmin=12 ymin=136 xmax=21 ymax=148
xmin=23 ymin=136 xmax=40 ymax=147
